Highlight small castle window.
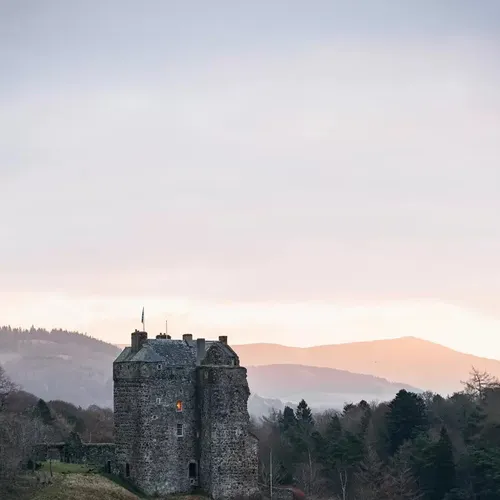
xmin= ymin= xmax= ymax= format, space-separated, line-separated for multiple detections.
xmin=189 ymin=461 xmax=197 ymax=478
xmin=156 ymin=397 xmax=162 ymax=404
xmin=177 ymin=423 xmax=184 ymax=437
xmin=176 ymin=400 xmax=183 ymax=412
xmin=152 ymin=415 xmax=158 ymax=420
xmin=125 ymin=463 xmax=130 ymax=477
xmin=157 ymin=364 xmax=162 ymax=370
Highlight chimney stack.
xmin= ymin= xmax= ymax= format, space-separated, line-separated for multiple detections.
xmin=183 ymin=333 xmax=193 ymax=342
xmin=218 ymin=335 xmax=228 ymax=345
xmin=197 ymin=338 xmax=206 ymax=365
xmin=131 ymin=329 xmax=148 ymax=353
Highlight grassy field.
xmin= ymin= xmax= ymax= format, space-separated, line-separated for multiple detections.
xmin=2 ymin=462 xmax=141 ymax=500
xmin=30 ymin=473 xmax=140 ymax=500
xmin=39 ymin=461 xmax=94 ymax=473
xmin=4 ymin=462 xmax=211 ymax=500
xmin=35 ymin=461 xmax=141 ymax=499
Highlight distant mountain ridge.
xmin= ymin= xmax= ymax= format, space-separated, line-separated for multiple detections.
xmin=233 ymin=336 xmax=500 ymax=395
xmin=246 ymin=364 xmax=421 ymax=414
xmin=2 ymin=328 xmax=495 ymax=414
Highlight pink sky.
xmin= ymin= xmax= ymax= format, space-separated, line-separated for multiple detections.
xmin=1 ymin=2 xmax=499 ymax=358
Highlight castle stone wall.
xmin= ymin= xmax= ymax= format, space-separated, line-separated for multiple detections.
xmin=114 ymin=363 xmax=143 ymax=485
xmin=198 ymin=366 xmax=260 ymax=500
xmin=114 ymin=362 xmax=198 ymax=496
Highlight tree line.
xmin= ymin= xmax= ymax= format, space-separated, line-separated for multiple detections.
xmin=252 ymin=367 xmax=500 ymax=499
xmin=0 ymin=325 xmax=118 ymax=353
xmin=3 ymin=361 xmax=500 ymax=499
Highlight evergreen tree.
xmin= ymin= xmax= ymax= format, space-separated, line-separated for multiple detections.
xmin=281 ymin=405 xmax=297 ymax=431
xmin=295 ymin=399 xmax=314 ymax=426
xmin=355 ymin=446 xmax=385 ymax=500
xmin=386 ymin=390 xmax=428 ymax=455
xmin=469 ymin=446 xmax=500 ymax=500
xmin=432 ymin=427 xmax=456 ymax=500
xmin=34 ymin=398 xmax=52 ymax=424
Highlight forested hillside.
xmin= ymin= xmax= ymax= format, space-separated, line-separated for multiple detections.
xmin=0 ymin=326 xmax=119 ymax=408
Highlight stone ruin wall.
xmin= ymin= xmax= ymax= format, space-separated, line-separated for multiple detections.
xmin=33 ymin=442 xmax=116 ymax=472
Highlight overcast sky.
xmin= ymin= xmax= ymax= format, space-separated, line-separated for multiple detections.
xmin=1 ymin=1 xmax=500 ymax=355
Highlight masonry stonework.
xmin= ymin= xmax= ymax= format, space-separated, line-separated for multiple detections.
xmin=34 ymin=433 xmax=116 ymax=472
xmin=113 ymin=331 xmax=260 ymax=499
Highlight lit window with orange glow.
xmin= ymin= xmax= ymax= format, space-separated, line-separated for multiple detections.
xmin=176 ymin=400 xmax=183 ymax=412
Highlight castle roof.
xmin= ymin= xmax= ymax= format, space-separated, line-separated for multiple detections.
xmin=203 ymin=340 xmax=239 ymax=360
xmin=114 ymin=339 xmax=196 ymax=365
xmin=147 ymin=339 xmax=197 ymax=364
xmin=114 ymin=331 xmax=241 ymax=368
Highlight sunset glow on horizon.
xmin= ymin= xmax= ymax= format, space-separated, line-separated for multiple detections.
xmin=1 ymin=2 xmax=499 ymax=360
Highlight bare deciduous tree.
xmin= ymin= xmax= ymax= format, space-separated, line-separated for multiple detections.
xmin=0 ymin=364 xmax=17 ymax=411
xmin=380 ymin=447 xmax=423 ymax=500
xmin=295 ymin=460 xmax=326 ymax=497
xmin=461 ymin=366 xmax=500 ymax=401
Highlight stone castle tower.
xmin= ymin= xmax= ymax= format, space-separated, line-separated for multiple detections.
xmin=113 ymin=330 xmax=260 ymax=499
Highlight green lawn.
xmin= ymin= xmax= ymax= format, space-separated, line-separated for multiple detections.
xmin=39 ymin=461 xmax=95 ymax=474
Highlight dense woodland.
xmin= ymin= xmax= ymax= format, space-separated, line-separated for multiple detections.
xmin=2 ymin=363 xmax=500 ymax=499
xmin=253 ymin=367 xmax=500 ymax=500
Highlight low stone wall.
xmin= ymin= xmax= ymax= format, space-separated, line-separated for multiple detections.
xmin=81 ymin=443 xmax=116 ymax=471
xmin=33 ymin=435 xmax=116 ymax=472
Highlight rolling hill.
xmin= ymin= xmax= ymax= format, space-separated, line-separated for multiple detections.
xmin=0 ymin=327 xmax=120 ymax=408
xmin=234 ymin=336 xmax=500 ymax=395
xmin=246 ymin=364 xmax=421 ymax=411
xmin=2 ymin=328 xmax=497 ymax=414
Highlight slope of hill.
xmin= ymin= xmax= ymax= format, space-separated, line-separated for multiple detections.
xmin=6 ymin=471 xmax=140 ymax=500
xmin=0 ymin=327 xmax=120 ymax=408
xmin=247 ymin=364 xmax=420 ymax=412
xmin=234 ymin=336 xmax=500 ymax=395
